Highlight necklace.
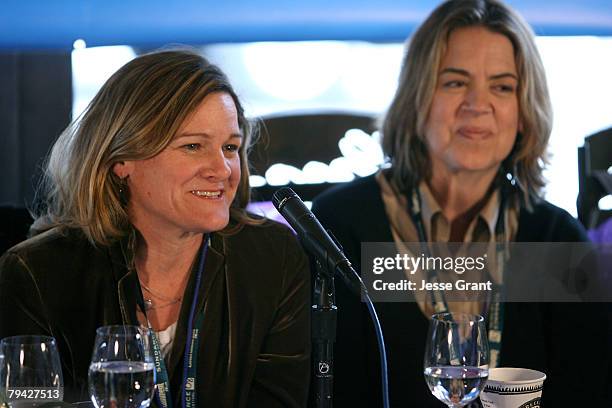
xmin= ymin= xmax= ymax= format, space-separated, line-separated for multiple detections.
xmin=140 ymin=282 xmax=182 ymax=311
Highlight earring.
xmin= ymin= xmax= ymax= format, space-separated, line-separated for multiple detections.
xmin=118 ymin=176 xmax=126 ymax=193
xmin=118 ymin=177 xmax=129 ymax=204
xmin=508 ymin=164 xmax=518 ymax=187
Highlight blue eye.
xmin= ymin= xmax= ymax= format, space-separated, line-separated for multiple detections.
xmin=183 ymin=143 xmax=201 ymax=151
xmin=223 ymin=144 xmax=240 ymax=153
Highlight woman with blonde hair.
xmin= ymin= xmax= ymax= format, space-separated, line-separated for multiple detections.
xmin=313 ymin=0 xmax=608 ymax=406
xmin=0 ymin=49 xmax=310 ymax=407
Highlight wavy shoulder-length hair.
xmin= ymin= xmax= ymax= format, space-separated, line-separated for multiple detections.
xmin=382 ymin=0 xmax=552 ymax=206
xmin=33 ymin=48 xmax=259 ymax=246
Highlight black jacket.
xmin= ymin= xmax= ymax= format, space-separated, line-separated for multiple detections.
xmin=0 ymin=221 xmax=311 ymax=407
xmin=312 ymin=174 xmax=609 ymax=407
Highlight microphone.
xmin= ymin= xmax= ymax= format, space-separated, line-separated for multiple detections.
xmin=272 ymin=187 xmax=365 ymax=296
xmin=273 ymin=187 xmax=390 ymax=408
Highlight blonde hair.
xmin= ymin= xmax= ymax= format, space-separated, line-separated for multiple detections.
xmin=382 ymin=0 xmax=552 ymax=205
xmin=33 ymin=48 xmax=259 ymax=246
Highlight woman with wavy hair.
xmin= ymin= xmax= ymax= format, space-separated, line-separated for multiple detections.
xmin=0 ymin=49 xmax=310 ymax=407
xmin=313 ymin=0 xmax=607 ymax=406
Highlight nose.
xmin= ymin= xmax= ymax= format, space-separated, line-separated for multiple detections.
xmin=201 ymin=149 xmax=232 ymax=181
xmin=460 ymin=83 xmax=492 ymax=116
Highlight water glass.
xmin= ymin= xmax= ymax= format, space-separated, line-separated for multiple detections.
xmin=0 ymin=335 xmax=64 ymax=407
xmin=423 ymin=313 xmax=489 ymax=408
xmin=88 ymin=325 xmax=155 ymax=408
xmin=0 ymin=352 xmax=6 ymax=406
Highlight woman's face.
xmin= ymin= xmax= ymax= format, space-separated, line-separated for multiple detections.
xmin=423 ymin=26 xmax=520 ymax=179
xmin=116 ymin=92 xmax=242 ymax=237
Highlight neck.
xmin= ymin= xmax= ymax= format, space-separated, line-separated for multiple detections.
xmin=427 ymin=167 xmax=498 ymax=223
xmin=131 ymin=224 xmax=204 ymax=332
xmin=133 ymin=225 xmax=203 ymax=285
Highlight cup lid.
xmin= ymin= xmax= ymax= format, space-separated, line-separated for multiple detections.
xmin=486 ymin=367 xmax=546 ymax=385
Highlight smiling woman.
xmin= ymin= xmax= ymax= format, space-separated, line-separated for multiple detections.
xmin=114 ymin=93 xmax=244 ymax=238
xmin=0 ymin=49 xmax=310 ymax=407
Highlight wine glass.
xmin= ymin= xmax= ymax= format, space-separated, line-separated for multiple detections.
xmin=423 ymin=313 xmax=489 ymax=408
xmin=88 ymin=325 xmax=155 ymax=408
xmin=0 ymin=351 xmax=6 ymax=406
xmin=0 ymin=335 xmax=64 ymax=407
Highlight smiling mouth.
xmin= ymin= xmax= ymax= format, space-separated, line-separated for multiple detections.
xmin=457 ymin=128 xmax=493 ymax=140
xmin=191 ymin=190 xmax=223 ymax=198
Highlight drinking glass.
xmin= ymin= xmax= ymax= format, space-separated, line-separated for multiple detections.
xmin=0 ymin=352 xmax=6 ymax=406
xmin=88 ymin=325 xmax=155 ymax=408
xmin=423 ymin=313 xmax=489 ymax=408
xmin=0 ymin=335 xmax=64 ymax=407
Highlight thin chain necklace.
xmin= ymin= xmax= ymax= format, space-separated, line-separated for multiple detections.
xmin=140 ymin=282 xmax=182 ymax=311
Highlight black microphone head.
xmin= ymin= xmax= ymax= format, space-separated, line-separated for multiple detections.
xmin=272 ymin=187 xmax=300 ymax=211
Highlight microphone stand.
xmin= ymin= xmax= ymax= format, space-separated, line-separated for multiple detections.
xmin=311 ymin=258 xmax=337 ymax=408
xmin=271 ymin=187 xmax=389 ymax=408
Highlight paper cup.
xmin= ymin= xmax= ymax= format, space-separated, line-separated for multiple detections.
xmin=480 ymin=367 xmax=546 ymax=408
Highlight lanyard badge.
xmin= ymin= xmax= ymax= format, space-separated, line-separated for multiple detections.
xmin=142 ymin=235 xmax=210 ymax=408
xmin=409 ymin=187 xmax=508 ymax=368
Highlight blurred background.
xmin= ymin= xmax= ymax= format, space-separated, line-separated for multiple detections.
xmin=1 ymin=0 xmax=611 ymax=248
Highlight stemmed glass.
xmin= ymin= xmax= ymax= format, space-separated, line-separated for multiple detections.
xmin=0 ymin=335 xmax=64 ymax=407
xmin=88 ymin=325 xmax=155 ymax=408
xmin=0 ymin=351 xmax=6 ymax=406
xmin=423 ymin=313 xmax=489 ymax=408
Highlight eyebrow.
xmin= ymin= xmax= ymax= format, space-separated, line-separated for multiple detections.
xmin=175 ymin=132 xmax=243 ymax=140
xmin=439 ymin=67 xmax=518 ymax=81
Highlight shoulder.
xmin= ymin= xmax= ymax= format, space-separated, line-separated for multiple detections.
xmin=313 ymin=175 xmax=380 ymax=210
xmin=312 ymin=175 xmax=394 ymax=261
xmin=221 ymin=219 xmax=307 ymax=268
xmin=2 ymin=227 xmax=91 ymax=264
xmin=0 ymin=227 xmax=108 ymax=282
xmin=517 ymin=199 xmax=588 ymax=242
xmin=312 ymin=175 xmax=383 ymax=225
xmin=5 ymin=227 xmax=90 ymax=255
xmin=224 ymin=218 xmax=299 ymax=247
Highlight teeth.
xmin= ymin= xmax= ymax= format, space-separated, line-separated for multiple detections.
xmin=192 ymin=190 xmax=221 ymax=197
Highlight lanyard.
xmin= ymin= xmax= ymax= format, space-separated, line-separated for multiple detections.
xmin=408 ymin=187 xmax=507 ymax=368
xmin=142 ymin=235 xmax=210 ymax=408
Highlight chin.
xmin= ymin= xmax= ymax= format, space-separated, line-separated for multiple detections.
xmin=202 ymin=214 xmax=230 ymax=233
xmin=451 ymin=155 xmax=499 ymax=171
xmin=456 ymin=165 xmax=500 ymax=175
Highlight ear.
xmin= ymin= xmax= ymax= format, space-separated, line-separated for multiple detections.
xmin=112 ymin=161 xmax=134 ymax=179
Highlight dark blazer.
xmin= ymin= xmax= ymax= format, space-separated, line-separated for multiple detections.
xmin=0 ymin=221 xmax=311 ymax=407
xmin=312 ymin=174 xmax=609 ymax=408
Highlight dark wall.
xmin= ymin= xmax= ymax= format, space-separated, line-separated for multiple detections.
xmin=0 ymin=52 xmax=72 ymax=207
